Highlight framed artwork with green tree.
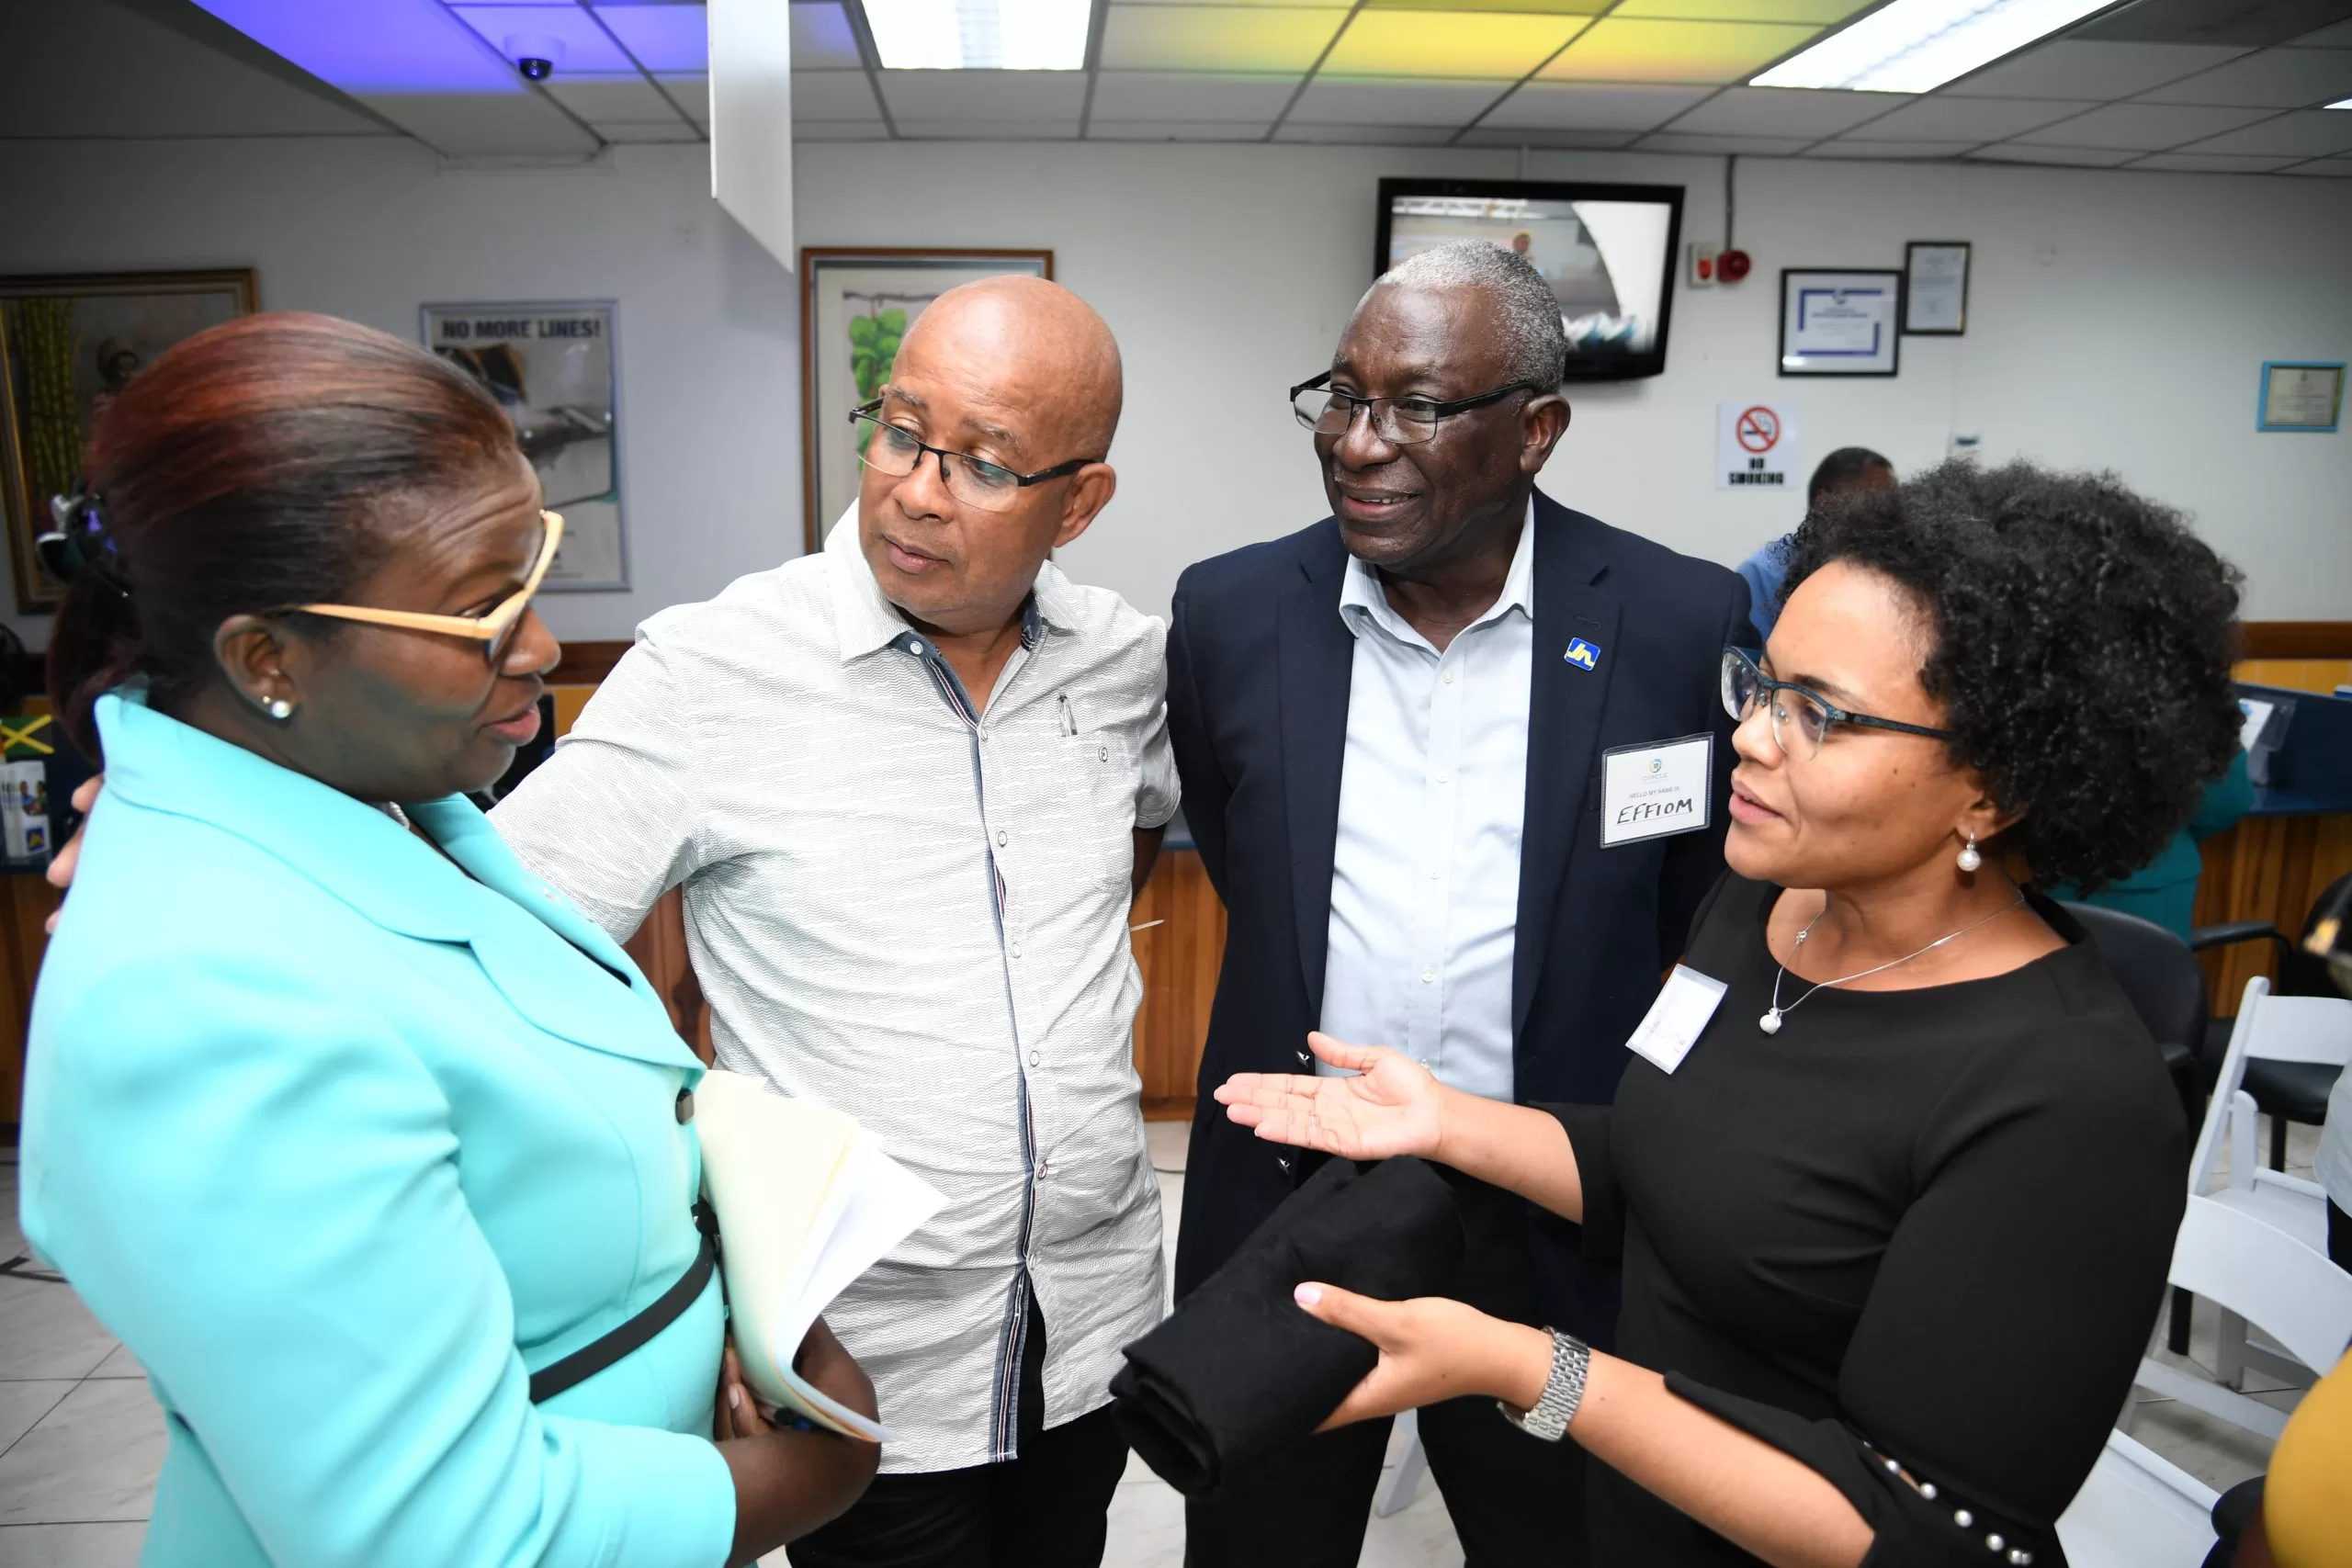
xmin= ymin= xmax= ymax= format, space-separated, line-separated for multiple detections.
xmin=798 ymin=249 xmax=1052 ymax=556
xmin=0 ymin=269 xmax=257 ymax=613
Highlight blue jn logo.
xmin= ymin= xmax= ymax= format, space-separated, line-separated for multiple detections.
xmin=1565 ymin=638 xmax=1602 ymax=672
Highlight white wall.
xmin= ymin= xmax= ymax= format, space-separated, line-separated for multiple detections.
xmin=4 ymin=134 xmax=2348 ymax=653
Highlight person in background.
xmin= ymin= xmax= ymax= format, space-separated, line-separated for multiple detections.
xmin=21 ymin=312 xmax=876 ymax=1568
xmin=1737 ymin=446 xmax=1894 ymax=644
xmin=1221 ymin=458 xmax=2238 ymax=1568
xmin=1167 ymin=241 xmax=1747 ymax=1566
xmin=2052 ymin=749 xmax=2251 ymax=940
xmin=492 ymin=276 xmax=1173 ymax=1568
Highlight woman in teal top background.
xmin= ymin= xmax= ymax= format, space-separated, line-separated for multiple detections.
xmin=2051 ymin=749 xmax=2252 ymax=938
xmin=18 ymin=312 xmax=876 ymax=1566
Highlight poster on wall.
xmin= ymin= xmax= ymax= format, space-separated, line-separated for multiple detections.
xmin=1779 ymin=270 xmax=1901 ymax=378
xmin=2256 ymin=362 xmax=2344 ymax=433
xmin=0 ymin=268 xmax=258 ymax=614
xmin=1716 ymin=401 xmax=1801 ymax=491
xmin=798 ymin=249 xmax=1053 ymax=556
xmin=421 ymin=300 xmax=627 ymax=591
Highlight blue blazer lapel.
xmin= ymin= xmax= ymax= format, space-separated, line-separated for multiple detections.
xmin=1278 ymin=523 xmax=1356 ymax=1024
xmin=1514 ymin=492 xmax=1621 ymax=1039
xmin=409 ymin=797 xmax=704 ymax=1077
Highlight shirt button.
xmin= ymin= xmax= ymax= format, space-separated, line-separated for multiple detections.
xmin=1028 ymin=1049 xmax=1041 ymax=1066
xmin=910 ymin=640 xmax=925 ymax=656
xmin=674 ymin=1089 xmax=695 ymax=1124
xmin=1442 ymin=668 xmax=1456 ymax=685
xmin=1421 ymin=967 xmax=1436 ymax=984
xmin=1435 ymin=771 xmax=1452 ymax=784
xmin=997 ymin=829 xmax=1008 ymax=847
xmin=1429 ymin=868 xmax=1442 ymax=881
xmin=1012 ymin=942 xmax=1023 ymax=959
xmin=1099 ymin=745 xmax=1110 ymax=762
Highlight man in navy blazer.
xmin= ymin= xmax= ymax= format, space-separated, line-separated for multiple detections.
xmin=1167 ymin=243 xmax=1748 ymax=1566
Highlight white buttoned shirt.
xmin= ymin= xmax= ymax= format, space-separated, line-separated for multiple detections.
xmin=1319 ymin=502 xmax=1534 ymax=1104
xmin=492 ymin=515 xmax=1177 ymax=1473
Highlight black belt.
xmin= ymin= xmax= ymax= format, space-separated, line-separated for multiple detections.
xmin=529 ymin=1200 xmax=722 ymax=1404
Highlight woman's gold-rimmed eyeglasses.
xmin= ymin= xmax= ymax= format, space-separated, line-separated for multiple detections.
xmin=293 ymin=510 xmax=563 ymax=668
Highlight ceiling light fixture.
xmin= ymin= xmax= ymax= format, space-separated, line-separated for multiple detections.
xmin=862 ymin=0 xmax=1092 ymax=70
xmin=2329 ymin=96 xmax=2352 ymax=108
xmin=1753 ymin=0 xmax=2117 ymax=94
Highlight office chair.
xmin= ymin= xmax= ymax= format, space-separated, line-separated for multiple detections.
xmin=2191 ymin=872 xmax=2351 ymax=1170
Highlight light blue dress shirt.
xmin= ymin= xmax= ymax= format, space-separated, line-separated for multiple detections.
xmin=1319 ymin=503 xmax=1534 ymax=1104
xmin=19 ymin=693 xmax=736 ymax=1568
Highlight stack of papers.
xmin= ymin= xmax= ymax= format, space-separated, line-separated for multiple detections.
xmin=694 ymin=1070 xmax=945 ymax=1442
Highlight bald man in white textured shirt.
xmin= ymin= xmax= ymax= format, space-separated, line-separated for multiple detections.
xmin=492 ymin=276 xmax=1173 ymax=1568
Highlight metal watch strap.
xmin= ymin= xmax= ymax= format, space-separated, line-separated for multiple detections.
xmin=1498 ymin=1327 xmax=1589 ymax=1441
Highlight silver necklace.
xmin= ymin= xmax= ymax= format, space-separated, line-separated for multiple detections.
xmin=1759 ymin=891 xmax=2028 ymax=1035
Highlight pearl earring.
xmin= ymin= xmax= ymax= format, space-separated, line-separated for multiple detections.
xmin=1957 ymin=834 xmax=1982 ymax=873
xmin=266 ymin=698 xmax=294 ymax=721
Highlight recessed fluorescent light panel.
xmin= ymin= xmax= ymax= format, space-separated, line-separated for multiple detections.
xmin=2330 ymin=96 xmax=2352 ymax=108
xmin=864 ymin=0 xmax=1092 ymax=69
xmin=1754 ymin=0 xmax=2117 ymax=94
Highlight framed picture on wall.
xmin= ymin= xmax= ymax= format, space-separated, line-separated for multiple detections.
xmin=1779 ymin=269 xmax=1901 ymax=378
xmin=2256 ymin=361 xmax=2344 ymax=433
xmin=799 ymin=248 xmax=1054 ymax=556
xmin=0 ymin=268 xmax=258 ymax=614
xmin=1902 ymin=242 xmax=1969 ymax=335
xmin=421 ymin=300 xmax=628 ymax=592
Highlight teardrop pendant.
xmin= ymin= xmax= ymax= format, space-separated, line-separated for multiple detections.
xmin=1758 ymin=1010 xmax=1782 ymax=1035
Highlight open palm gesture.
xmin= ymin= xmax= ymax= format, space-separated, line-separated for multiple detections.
xmin=1213 ymin=1032 xmax=1445 ymax=1161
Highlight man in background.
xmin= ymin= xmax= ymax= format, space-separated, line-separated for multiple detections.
xmin=495 ymin=276 xmax=1174 ymax=1568
xmin=1736 ymin=445 xmax=1894 ymax=643
xmin=1166 ymin=242 xmax=1747 ymax=1566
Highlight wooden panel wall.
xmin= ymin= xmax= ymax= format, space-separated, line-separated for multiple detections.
xmin=1129 ymin=851 xmax=1227 ymax=1121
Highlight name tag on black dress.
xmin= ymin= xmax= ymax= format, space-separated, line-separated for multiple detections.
xmin=1624 ymin=964 xmax=1727 ymax=1075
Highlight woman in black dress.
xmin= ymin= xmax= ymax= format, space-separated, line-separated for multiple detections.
xmin=1217 ymin=459 xmax=2242 ymax=1568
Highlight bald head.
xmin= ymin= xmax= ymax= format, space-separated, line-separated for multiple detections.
xmin=896 ymin=275 xmax=1123 ymax=461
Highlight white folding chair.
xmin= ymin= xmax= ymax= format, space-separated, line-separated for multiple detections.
xmin=2183 ymin=977 xmax=2352 ymax=1391
xmin=2054 ymin=1429 xmax=2218 ymax=1568
xmin=1373 ymin=1407 xmax=1428 ymax=1517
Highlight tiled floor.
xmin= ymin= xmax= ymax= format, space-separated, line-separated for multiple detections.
xmin=0 ymin=1119 xmax=2327 ymax=1567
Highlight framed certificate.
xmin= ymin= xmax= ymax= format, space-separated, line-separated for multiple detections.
xmin=2256 ymin=362 xmax=2344 ymax=433
xmin=1779 ymin=269 xmax=1901 ymax=377
xmin=1903 ymin=242 xmax=1969 ymax=335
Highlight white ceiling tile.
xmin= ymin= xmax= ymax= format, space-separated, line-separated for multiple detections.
xmin=2278 ymin=155 xmax=2352 ymax=174
xmin=1861 ymin=96 xmax=2102 ymax=141
xmin=364 ymin=93 xmax=604 ymax=157
xmin=789 ymin=4 xmax=866 ymax=70
xmin=1666 ymin=87 xmax=1904 ymax=139
xmin=1084 ymin=119 xmax=1273 ymax=139
xmin=2013 ymin=101 xmax=2277 ymax=148
xmin=879 ymin=70 xmax=1090 ymax=119
xmin=797 ymin=119 xmax=893 ymax=141
xmin=546 ymin=74 xmax=677 ymax=122
xmin=658 ymin=73 xmax=710 ymax=121
xmin=1287 ymin=77 xmax=1510 ymax=127
xmin=794 ymin=70 xmax=880 ymax=118
xmin=2138 ymin=48 xmax=2352 ymax=107
xmin=2129 ymin=151 xmax=2309 ymax=171
xmin=1271 ymin=122 xmax=1458 ymax=144
xmin=1804 ymin=139 xmax=1977 ymax=158
xmin=1478 ymin=83 xmax=1712 ymax=131
xmin=1455 ymin=127 xmax=1639 ymax=149
xmin=1087 ymin=71 xmax=1300 ymax=121
xmin=1969 ymin=144 xmax=2143 ymax=166
xmin=2290 ymin=19 xmax=2352 ymax=47
xmin=2178 ymin=107 xmax=2352 ymax=154
xmin=1945 ymin=41 xmax=2247 ymax=99
xmin=594 ymin=119 xmax=704 ymax=141
xmin=894 ymin=118 xmax=1081 ymax=139
xmin=1634 ymin=132 xmax=1813 ymax=154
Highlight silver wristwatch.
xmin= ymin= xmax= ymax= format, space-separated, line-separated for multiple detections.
xmin=1498 ymin=1327 xmax=1590 ymax=1441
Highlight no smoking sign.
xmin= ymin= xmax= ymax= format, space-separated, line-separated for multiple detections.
xmin=1717 ymin=400 xmax=1800 ymax=492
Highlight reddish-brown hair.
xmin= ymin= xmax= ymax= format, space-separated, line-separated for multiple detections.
xmin=48 ymin=311 xmax=519 ymax=759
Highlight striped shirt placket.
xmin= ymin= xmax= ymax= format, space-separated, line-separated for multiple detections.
xmin=890 ymin=597 xmax=1046 ymax=1463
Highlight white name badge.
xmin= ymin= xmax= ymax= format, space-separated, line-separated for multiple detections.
xmin=1624 ymin=964 xmax=1728 ymax=1076
xmin=1600 ymin=733 xmax=1714 ymax=847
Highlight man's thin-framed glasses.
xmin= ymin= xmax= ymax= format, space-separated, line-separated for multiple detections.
xmin=1288 ymin=372 xmax=1544 ymax=446
xmin=294 ymin=510 xmax=564 ymax=669
xmin=850 ymin=400 xmax=1101 ymax=513
xmin=1721 ymin=646 xmax=1956 ymax=760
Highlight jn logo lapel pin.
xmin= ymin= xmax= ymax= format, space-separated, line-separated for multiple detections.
xmin=1565 ymin=637 xmax=1602 ymax=672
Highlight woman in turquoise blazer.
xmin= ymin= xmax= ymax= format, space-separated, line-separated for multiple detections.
xmin=18 ymin=312 xmax=876 ymax=1566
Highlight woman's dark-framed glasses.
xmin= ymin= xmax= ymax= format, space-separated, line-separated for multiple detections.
xmin=850 ymin=400 xmax=1100 ymax=513
xmin=1721 ymin=647 xmax=1956 ymax=760
xmin=1288 ymin=372 xmax=1543 ymax=446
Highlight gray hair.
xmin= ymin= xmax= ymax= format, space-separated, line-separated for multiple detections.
xmin=1369 ymin=241 xmax=1566 ymax=389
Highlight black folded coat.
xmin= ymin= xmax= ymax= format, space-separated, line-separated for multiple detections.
xmin=1110 ymin=1154 xmax=1465 ymax=1495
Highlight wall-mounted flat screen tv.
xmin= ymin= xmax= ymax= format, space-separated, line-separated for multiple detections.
xmin=1375 ymin=178 xmax=1685 ymax=383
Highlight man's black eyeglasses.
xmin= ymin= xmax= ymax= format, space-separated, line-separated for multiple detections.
xmin=1288 ymin=373 xmax=1545 ymax=446
xmin=851 ymin=400 xmax=1102 ymax=513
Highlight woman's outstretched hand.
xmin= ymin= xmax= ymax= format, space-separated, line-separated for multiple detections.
xmin=1213 ymin=1032 xmax=1446 ymax=1161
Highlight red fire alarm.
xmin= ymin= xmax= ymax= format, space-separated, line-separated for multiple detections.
xmin=1717 ymin=248 xmax=1752 ymax=284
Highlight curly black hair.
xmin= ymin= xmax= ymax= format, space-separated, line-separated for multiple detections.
xmin=1781 ymin=458 xmax=2243 ymax=893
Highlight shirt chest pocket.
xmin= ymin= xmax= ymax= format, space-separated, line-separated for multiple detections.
xmin=999 ymin=729 xmax=1136 ymax=896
